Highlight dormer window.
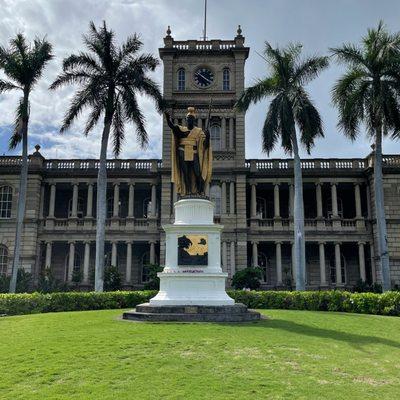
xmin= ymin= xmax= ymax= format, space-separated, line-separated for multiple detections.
xmin=223 ymin=68 xmax=230 ymax=90
xmin=177 ymin=68 xmax=185 ymax=91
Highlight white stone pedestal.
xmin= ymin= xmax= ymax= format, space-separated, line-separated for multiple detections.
xmin=149 ymin=198 xmax=234 ymax=306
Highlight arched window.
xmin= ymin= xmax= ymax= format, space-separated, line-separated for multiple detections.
xmin=210 ymin=184 xmax=222 ymax=216
xmin=177 ymin=68 xmax=185 ymax=91
xmin=0 ymin=245 xmax=8 ymax=275
xmin=329 ymin=254 xmax=346 ymax=284
xmin=0 ymin=186 xmax=12 ymax=218
xmin=223 ymin=68 xmax=230 ymax=90
xmin=210 ymin=124 xmax=221 ymax=150
xmin=68 ymin=197 xmax=84 ymax=218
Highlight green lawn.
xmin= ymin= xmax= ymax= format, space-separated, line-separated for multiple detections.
xmin=0 ymin=310 xmax=399 ymax=399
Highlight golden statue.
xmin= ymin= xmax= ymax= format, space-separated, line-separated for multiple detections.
xmin=165 ymin=107 xmax=212 ymax=196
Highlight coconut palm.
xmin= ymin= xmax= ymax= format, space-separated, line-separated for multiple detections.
xmin=50 ymin=21 xmax=164 ymax=292
xmin=0 ymin=34 xmax=53 ymax=293
xmin=235 ymin=42 xmax=328 ymax=290
xmin=331 ymin=21 xmax=400 ymax=291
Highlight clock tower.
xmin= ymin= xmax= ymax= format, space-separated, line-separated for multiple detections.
xmin=158 ymin=26 xmax=250 ymax=274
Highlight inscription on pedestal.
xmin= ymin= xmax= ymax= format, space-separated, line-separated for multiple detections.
xmin=178 ymin=234 xmax=208 ymax=266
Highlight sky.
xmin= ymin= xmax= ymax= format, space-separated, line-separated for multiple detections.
xmin=1 ymin=0 xmax=400 ymax=160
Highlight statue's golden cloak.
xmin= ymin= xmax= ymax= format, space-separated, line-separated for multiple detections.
xmin=171 ymin=126 xmax=212 ymax=195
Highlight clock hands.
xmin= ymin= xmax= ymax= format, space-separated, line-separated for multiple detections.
xmin=195 ymin=71 xmax=212 ymax=84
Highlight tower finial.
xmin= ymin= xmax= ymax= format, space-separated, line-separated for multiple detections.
xmin=237 ymin=25 xmax=242 ymax=36
xmin=166 ymin=25 xmax=171 ymax=37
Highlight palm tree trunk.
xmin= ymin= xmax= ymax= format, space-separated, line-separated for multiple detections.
xmin=94 ymin=122 xmax=111 ymax=292
xmin=374 ymin=126 xmax=390 ymax=291
xmin=9 ymin=94 xmax=29 ymax=293
xmin=292 ymin=130 xmax=306 ymax=291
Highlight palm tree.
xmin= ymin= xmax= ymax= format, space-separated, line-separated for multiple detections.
xmin=331 ymin=21 xmax=400 ymax=291
xmin=50 ymin=21 xmax=164 ymax=292
xmin=235 ymin=42 xmax=328 ymax=290
xmin=0 ymin=34 xmax=53 ymax=293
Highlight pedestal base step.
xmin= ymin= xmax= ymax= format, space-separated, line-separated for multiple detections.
xmin=122 ymin=303 xmax=261 ymax=322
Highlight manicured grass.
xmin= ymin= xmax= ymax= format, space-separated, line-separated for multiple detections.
xmin=0 ymin=310 xmax=399 ymax=399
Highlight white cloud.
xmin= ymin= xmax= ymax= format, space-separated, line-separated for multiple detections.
xmin=1 ymin=0 xmax=400 ymax=159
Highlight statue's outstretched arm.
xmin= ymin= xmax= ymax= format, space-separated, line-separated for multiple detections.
xmin=164 ymin=112 xmax=176 ymax=130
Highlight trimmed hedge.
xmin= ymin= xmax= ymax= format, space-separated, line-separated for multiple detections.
xmin=0 ymin=290 xmax=399 ymax=317
xmin=228 ymin=290 xmax=400 ymax=316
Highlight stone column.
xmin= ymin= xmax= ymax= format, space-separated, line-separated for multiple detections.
xmin=151 ymin=184 xmax=157 ymax=217
xmin=222 ymin=241 xmax=227 ymax=272
xmin=68 ymin=241 xmax=75 ymax=282
xmin=370 ymin=242 xmax=376 ymax=283
xmin=230 ymin=241 xmax=236 ymax=277
xmin=197 ymin=118 xmax=202 ymax=129
xmin=358 ymin=241 xmax=366 ymax=282
xmin=39 ymin=185 xmax=45 ymax=219
xmin=128 ymin=182 xmax=135 ymax=218
xmin=49 ymin=184 xmax=56 ymax=218
xmin=252 ymin=241 xmax=258 ymax=267
xmin=274 ymin=183 xmax=280 ymax=218
xmin=221 ymin=117 xmax=226 ymax=150
xmin=316 ymin=183 xmax=323 ymax=218
xmin=334 ymin=242 xmax=342 ymax=285
xmin=149 ymin=241 xmax=156 ymax=264
xmin=331 ymin=183 xmax=338 ymax=217
xmin=221 ymin=181 xmax=227 ymax=214
xmin=275 ymin=241 xmax=282 ymax=285
xmin=289 ymin=183 xmax=294 ymax=218
xmin=113 ymin=182 xmax=120 ymax=218
xmin=319 ymin=241 xmax=327 ymax=286
xmin=126 ymin=241 xmax=132 ymax=283
xmin=86 ymin=183 xmax=93 ymax=218
xmin=83 ymin=241 xmax=90 ymax=284
xmin=229 ymin=117 xmax=234 ymax=149
xmin=229 ymin=181 xmax=235 ymax=214
xmin=250 ymin=183 xmax=257 ymax=218
xmin=354 ymin=183 xmax=362 ymax=218
xmin=71 ymin=183 xmax=79 ymax=218
xmin=111 ymin=241 xmax=117 ymax=266
xmin=45 ymin=241 xmax=52 ymax=268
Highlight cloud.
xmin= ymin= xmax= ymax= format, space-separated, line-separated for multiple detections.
xmin=0 ymin=0 xmax=400 ymax=160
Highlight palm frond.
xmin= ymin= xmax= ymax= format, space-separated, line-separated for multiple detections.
xmin=111 ymin=99 xmax=125 ymax=156
xmin=0 ymin=79 xmax=19 ymax=93
xmin=63 ymin=53 xmax=102 ymax=73
xmin=235 ymin=78 xmax=277 ymax=112
xmin=293 ymin=55 xmax=329 ymax=85
xmin=121 ymin=86 xmax=148 ymax=148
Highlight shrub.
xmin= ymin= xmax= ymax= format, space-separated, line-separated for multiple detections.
xmin=0 ymin=269 xmax=33 ymax=293
xmin=104 ymin=266 xmax=122 ymax=291
xmin=0 ymin=290 xmax=157 ymax=316
xmin=0 ymin=290 xmax=399 ymax=317
xmin=231 ymin=267 xmax=263 ymax=290
xmin=143 ymin=264 xmax=164 ymax=290
xmin=37 ymin=268 xmax=69 ymax=293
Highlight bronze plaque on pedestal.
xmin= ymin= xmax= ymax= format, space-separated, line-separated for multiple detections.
xmin=178 ymin=234 xmax=208 ymax=266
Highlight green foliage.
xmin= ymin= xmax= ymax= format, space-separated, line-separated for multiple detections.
xmin=143 ymin=264 xmax=163 ymax=290
xmin=37 ymin=268 xmax=68 ymax=293
xmin=353 ymin=279 xmax=383 ymax=293
xmin=0 ymin=290 xmax=157 ymax=316
xmin=0 ymin=290 xmax=399 ymax=317
xmin=0 ymin=269 xmax=32 ymax=293
xmin=103 ymin=266 xmax=122 ymax=291
xmin=231 ymin=267 xmax=263 ymax=290
xmin=227 ymin=290 xmax=400 ymax=316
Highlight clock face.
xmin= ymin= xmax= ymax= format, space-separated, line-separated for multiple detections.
xmin=194 ymin=67 xmax=214 ymax=88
